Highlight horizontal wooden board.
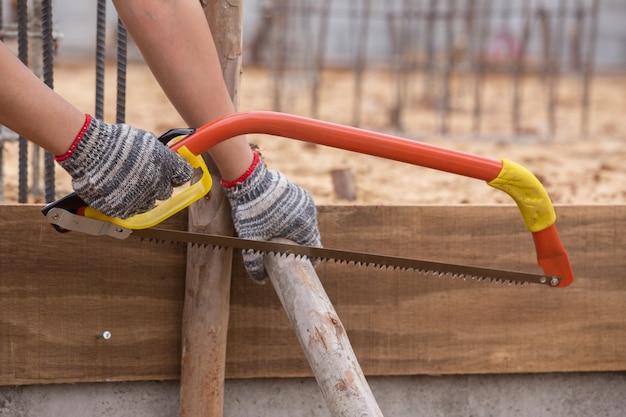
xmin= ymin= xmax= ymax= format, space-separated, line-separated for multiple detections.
xmin=1 ymin=204 xmax=625 ymax=385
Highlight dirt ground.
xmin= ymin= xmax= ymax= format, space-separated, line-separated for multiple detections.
xmin=2 ymin=61 xmax=626 ymax=206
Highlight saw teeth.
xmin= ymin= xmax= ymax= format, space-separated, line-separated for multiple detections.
xmin=135 ymin=230 xmax=545 ymax=287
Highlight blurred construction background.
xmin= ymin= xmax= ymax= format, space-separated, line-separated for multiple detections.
xmin=1 ymin=0 xmax=625 ymax=204
xmin=11 ymin=0 xmax=621 ymax=70
xmin=2 ymin=0 xmax=623 ymax=136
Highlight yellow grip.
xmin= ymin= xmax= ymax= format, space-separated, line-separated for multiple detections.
xmin=487 ymin=159 xmax=556 ymax=232
xmin=84 ymin=145 xmax=212 ymax=230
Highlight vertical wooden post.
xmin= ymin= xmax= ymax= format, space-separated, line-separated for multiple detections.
xmin=178 ymin=1 xmax=242 ymax=417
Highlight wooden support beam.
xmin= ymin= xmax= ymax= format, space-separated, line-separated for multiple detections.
xmin=179 ymin=195 xmax=233 ymax=417
xmin=266 ymin=240 xmax=383 ymax=417
xmin=179 ymin=2 xmax=243 ymax=417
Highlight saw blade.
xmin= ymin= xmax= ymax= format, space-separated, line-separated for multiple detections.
xmin=133 ymin=228 xmax=560 ymax=287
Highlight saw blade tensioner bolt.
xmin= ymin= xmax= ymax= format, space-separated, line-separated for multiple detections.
xmin=97 ymin=331 xmax=112 ymax=340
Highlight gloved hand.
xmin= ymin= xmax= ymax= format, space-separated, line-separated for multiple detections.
xmin=56 ymin=114 xmax=193 ymax=219
xmin=222 ymin=152 xmax=322 ymax=283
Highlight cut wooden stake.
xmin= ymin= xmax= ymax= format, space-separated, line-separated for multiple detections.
xmin=265 ymin=239 xmax=384 ymax=417
xmin=331 ymin=167 xmax=357 ymax=201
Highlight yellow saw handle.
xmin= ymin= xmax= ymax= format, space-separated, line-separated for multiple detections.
xmin=487 ymin=159 xmax=572 ymax=288
xmin=83 ymin=144 xmax=212 ymax=230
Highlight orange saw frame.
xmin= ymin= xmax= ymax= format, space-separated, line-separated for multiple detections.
xmin=173 ymin=111 xmax=573 ymax=287
xmin=91 ymin=111 xmax=574 ymax=287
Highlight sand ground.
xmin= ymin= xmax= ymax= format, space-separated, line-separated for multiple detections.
xmin=2 ymin=61 xmax=625 ymax=206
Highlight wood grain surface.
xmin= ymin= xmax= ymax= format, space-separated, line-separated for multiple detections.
xmin=1 ymin=204 xmax=624 ymax=385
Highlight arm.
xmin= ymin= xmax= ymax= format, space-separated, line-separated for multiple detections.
xmin=111 ymin=0 xmax=254 ymax=181
xmin=112 ymin=0 xmax=321 ymax=280
xmin=0 ymin=42 xmax=83 ymax=155
xmin=0 ymin=41 xmax=192 ymax=218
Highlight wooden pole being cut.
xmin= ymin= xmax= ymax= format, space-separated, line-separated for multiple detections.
xmin=265 ymin=239 xmax=384 ymax=417
xmin=178 ymin=1 xmax=242 ymax=417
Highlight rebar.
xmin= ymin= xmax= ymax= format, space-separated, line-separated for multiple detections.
xmin=0 ymin=0 xmax=4 ymax=202
xmin=17 ymin=0 xmax=29 ymax=203
xmin=439 ymin=0 xmax=456 ymax=134
xmin=260 ymin=0 xmax=601 ymax=139
xmin=352 ymin=0 xmax=371 ymax=127
xmin=547 ymin=0 xmax=569 ymax=136
xmin=386 ymin=0 xmax=415 ymax=130
xmin=581 ymin=0 xmax=600 ymax=136
xmin=472 ymin=0 xmax=491 ymax=134
xmin=116 ymin=19 xmax=127 ymax=124
xmin=42 ymin=0 xmax=56 ymax=202
xmin=95 ymin=0 xmax=107 ymax=120
xmin=310 ymin=0 xmax=331 ymax=119
xmin=512 ymin=2 xmax=530 ymax=134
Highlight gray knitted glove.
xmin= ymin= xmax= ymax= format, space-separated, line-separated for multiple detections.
xmin=223 ymin=152 xmax=322 ymax=283
xmin=56 ymin=114 xmax=193 ymax=219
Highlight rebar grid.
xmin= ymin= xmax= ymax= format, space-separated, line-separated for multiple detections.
xmin=253 ymin=0 xmax=601 ymax=137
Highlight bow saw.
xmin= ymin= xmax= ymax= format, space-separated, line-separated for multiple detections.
xmin=43 ymin=111 xmax=574 ymax=288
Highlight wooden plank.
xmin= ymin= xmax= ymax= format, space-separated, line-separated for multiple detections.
xmin=0 ymin=205 xmax=187 ymax=385
xmin=1 ymin=204 xmax=625 ymax=385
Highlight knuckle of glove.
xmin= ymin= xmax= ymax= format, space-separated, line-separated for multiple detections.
xmin=71 ymin=177 xmax=129 ymax=219
xmin=242 ymin=250 xmax=268 ymax=284
xmin=106 ymin=190 xmax=156 ymax=219
xmin=165 ymin=150 xmax=194 ymax=187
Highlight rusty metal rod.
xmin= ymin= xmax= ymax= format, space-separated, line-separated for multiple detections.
xmin=311 ymin=0 xmax=331 ymax=119
xmin=17 ymin=0 xmax=28 ymax=203
xmin=472 ymin=0 xmax=492 ymax=134
xmin=439 ymin=0 xmax=456 ymax=135
xmin=352 ymin=0 xmax=371 ymax=127
xmin=41 ymin=0 xmax=56 ymax=202
xmin=547 ymin=0 xmax=569 ymax=137
xmin=581 ymin=0 xmax=600 ymax=136
xmin=512 ymin=1 xmax=530 ymax=135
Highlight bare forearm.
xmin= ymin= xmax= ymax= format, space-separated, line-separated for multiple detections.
xmin=0 ymin=42 xmax=83 ymax=155
xmin=112 ymin=0 xmax=253 ymax=180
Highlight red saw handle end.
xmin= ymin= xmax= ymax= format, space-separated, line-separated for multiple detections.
xmin=532 ymin=225 xmax=574 ymax=288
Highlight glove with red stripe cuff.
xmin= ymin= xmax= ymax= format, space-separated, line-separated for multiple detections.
xmin=56 ymin=114 xmax=193 ymax=219
xmin=222 ymin=152 xmax=322 ymax=283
